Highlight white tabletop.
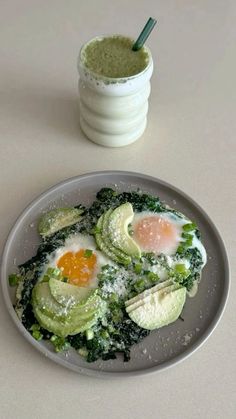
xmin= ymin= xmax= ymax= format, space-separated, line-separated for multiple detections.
xmin=0 ymin=1 xmax=235 ymax=418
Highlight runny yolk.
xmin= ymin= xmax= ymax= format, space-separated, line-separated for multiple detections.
xmin=57 ymin=249 xmax=97 ymax=286
xmin=133 ymin=216 xmax=179 ymax=255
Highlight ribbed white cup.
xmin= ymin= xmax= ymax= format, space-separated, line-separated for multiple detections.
xmin=78 ymin=36 xmax=153 ymax=147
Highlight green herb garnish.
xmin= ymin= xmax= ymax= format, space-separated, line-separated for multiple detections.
xmin=50 ymin=335 xmax=70 ymax=352
xmin=9 ymin=273 xmax=21 ymax=286
xmin=182 ymin=222 xmax=197 ymax=232
xmin=84 ymin=249 xmax=93 ymax=258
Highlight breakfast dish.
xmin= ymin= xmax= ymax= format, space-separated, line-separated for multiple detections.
xmin=1 ymin=172 xmax=229 ymax=376
xmin=10 ymin=187 xmax=207 ymax=363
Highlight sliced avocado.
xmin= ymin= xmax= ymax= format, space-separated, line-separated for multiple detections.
xmin=33 ymin=306 xmax=71 ymax=337
xmin=68 ymin=297 xmax=107 ymax=335
xmin=68 ymin=314 xmax=101 ymax=335
xmin=32 ymin=282 xmax=101 ymax=321
xmin=33 ymin=305 xmax=99 ymax=338
xmin=128 ymin=287 xmax=186 ymax=330
xmin=125 ymin=279 xmax=174 ymax=308
xmin=32 ymin=282 xmax=71 ymax=321
xmin=107 ymin=203 xmax=141 ymax=258
xmin=95 ymin=212 xmax=131 ymax=265
xmin=49 ymin=277 xmax=95 ymax=307
xmin=32 ymin=284 xmax=107 ymax=337
xmin=95 ymin=214 xmax=122 ymax=264
xmin=70 ymin=294 xmax=106 ymax=321
xmin=126 ymin=283 xmax=182 ymax=313
xmin=102 ymin=209 xmax=131 ymax=264
xmin=38 ymin=207 xmax=84 ymax=237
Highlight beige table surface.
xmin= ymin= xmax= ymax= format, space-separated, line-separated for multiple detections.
xmin=0 ymin=1 xmax=235 ymax=418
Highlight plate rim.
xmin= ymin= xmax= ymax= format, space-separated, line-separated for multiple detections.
xmin=0 ymin=170 xmax=230 ymax=377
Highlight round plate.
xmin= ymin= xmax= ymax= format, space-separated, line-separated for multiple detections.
xmin=1 ymin=171 xmax=230 ymax=377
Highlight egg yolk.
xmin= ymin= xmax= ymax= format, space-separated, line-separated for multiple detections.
xmin=57 ymin=249 xmax=97 ymax=286
xmin=133 ymin=216 xmax=179 ymax=255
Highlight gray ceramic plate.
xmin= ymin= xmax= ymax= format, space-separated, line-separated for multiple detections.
xmin=1 ymin=171 xmax=230 ymax=377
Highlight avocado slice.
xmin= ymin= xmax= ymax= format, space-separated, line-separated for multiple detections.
xmin=32 ymin=282 xmax=103 ymax=321
xmin=32 ymin=282 xmax=71 ymax=321
xmin=49 ymin=277 xmax=95 ymax=307
xmin=126 ymin=283 xmax=182 ymax=313
xmin=38 ymin=207 xmax=84 ymax=238
xmin=32 ymin=282 xmax=107 ymax=337
xmin=128 ymin=287 xmax=186 ymax=330
xmin=107 ymin=203 xmax=141 ymax=258
xmin=95 ymin=212 xmax=131 ymax=265
xmin=33 ymin=305 xmax=72 ymax=337
xmin=102 ymin=209 xmax=132 ymax=264
xmin=95 ymin=213 xmax=122 ymax=264
xmin=125 ymin=279 xmax=174 ymax=308
xmin=68 ymin=297 xmax=107 ymax=334
xmin=33 ymin=305 xmax=100 ymax=338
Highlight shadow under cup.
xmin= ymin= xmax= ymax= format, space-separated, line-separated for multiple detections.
xmin=77 ymin=36 xmax=153 ymax=147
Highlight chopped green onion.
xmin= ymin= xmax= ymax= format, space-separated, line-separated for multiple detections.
xmin=84 ymin=249 xmax=93 ymax=258
xmin=182 ymin=232 xmax=193 ymax=240
xmin=171 ymin=264 xmax=191 ymax=281
xmin=42 ymin=267 xmax=63 ymax=282
xmin=177 ymin=245 xmax=185 ymax=254
xmin=50 ymin=335 xmax=70 ymax=352
xmin=174 ymin=264 xmax=186 ymax=273
xmin=183 ymin=222 xmax=197 ymax=232
xmin=134 ymin=263 xmax=142 ymax=274
xmin=147 ymin=271 xmax=159 ymax=282
xmin=175 ymin=264 xmax=191 ymax=278
xmin=9 ymin=274 xmax=21 ymax=287
xmin=32 ymin=330 xmax=43 ymax=341
xmin=177 ymin=232 xmax=193 ymax=253
xmin=185 ymin=237 xmax=193 ymax=247
xmin=134 ymin=279 xmax=145 ymax=292
xmin=30 ymin=324 xmax=41 ymax=332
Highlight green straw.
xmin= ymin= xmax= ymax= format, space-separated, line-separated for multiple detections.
xmin=132 ymin=17 xmax=157 ymax=51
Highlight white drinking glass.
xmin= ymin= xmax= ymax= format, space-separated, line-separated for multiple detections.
xmin=78 ymin=35 xmax=153 ymax=147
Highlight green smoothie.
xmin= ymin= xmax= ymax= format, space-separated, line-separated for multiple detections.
xmin=82 ymin=35 xmax=149 ymax=78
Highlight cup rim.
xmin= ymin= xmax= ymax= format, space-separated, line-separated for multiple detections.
xmin=78 ymin=34 xmax=153 ymax=83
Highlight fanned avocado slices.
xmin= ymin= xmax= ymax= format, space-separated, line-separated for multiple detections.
xmin=32 ymin=279 xmax=106 ymax=338
xmin=125 ymin=279 xmax=174 ymax=312
xmin=108 ymin=203 xmax=141 ymax=258
xmin=95 ymin=203 xmax=141 ymax=264
xmin=95 ymin=211 xmax=132 ymax=265
xmin=126 ymin=283 xmax=186 ymax=330
xmin=49 ymin=277 xmax=94 ymax=307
